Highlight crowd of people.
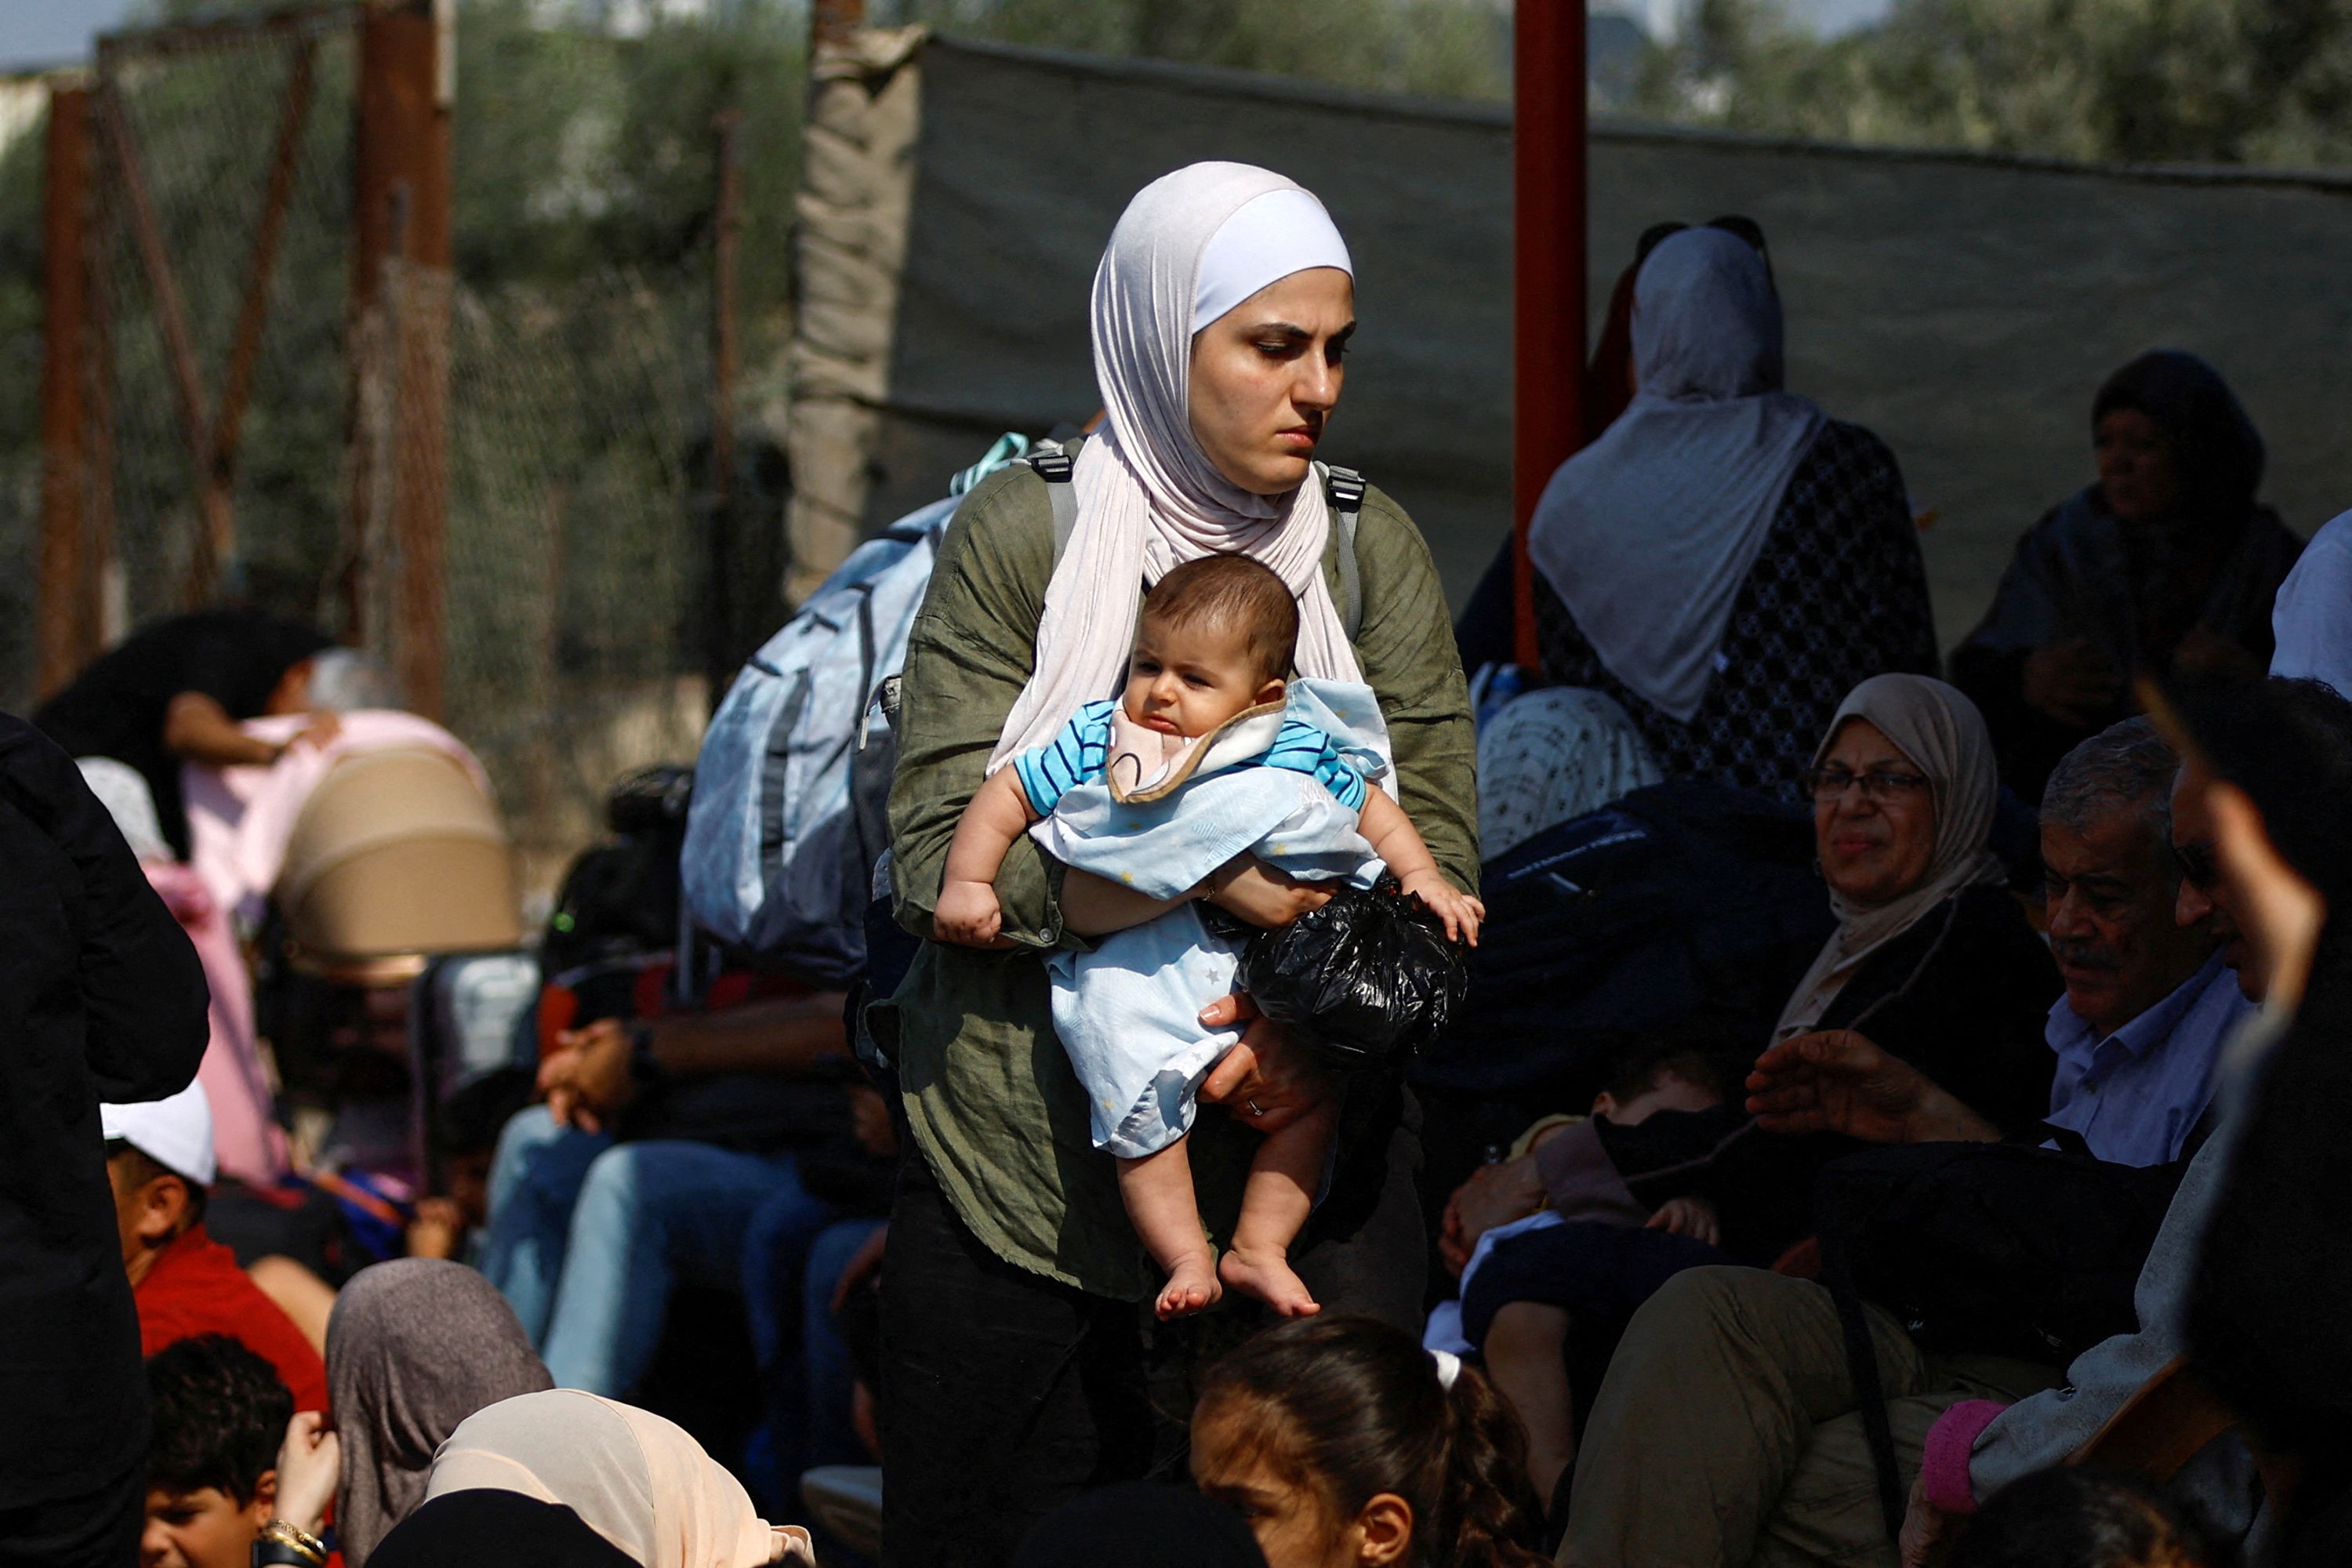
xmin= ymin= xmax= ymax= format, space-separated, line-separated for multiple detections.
xmin=5 ymin=154 xmax=2352 ymax=1568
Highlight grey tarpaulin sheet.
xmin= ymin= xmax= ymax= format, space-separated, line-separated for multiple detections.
xmin=804 ymin=32 xmax=2352 ymax=647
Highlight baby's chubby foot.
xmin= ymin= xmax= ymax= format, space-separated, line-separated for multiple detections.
xmin=1218 ymin=1244 xmax=1321 ymax=1318
xmin=1156 ymin=1252 xmax=1224 ymax=1320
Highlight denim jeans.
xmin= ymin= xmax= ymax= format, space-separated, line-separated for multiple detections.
xmin=481 ymin=1105 xmax=828 ymax=1396
xmin=744 ymin=1208 xmax=887 ymax=1500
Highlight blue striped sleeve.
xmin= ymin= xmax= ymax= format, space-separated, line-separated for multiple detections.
xmin=1011 ymin=700 xmax=1117 ymax=817
xmin=1261 ymin=717 xmax=1368 ymax=813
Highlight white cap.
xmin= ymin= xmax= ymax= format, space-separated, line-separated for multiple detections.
xmin=76 ymin=757 xmax=172 ymax=864
xmin=100 ymin=1081 xmax=216 ymax=1187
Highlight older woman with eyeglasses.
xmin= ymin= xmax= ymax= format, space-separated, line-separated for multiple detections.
xmin=1437 ymin=677 xmax=2058 ymax=1515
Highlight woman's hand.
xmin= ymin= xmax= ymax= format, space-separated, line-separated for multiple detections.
xmin=1197 ymin=994 xmax=1333 ymax=1134
xmin=1439 ymin=1155 xmax=1547 ymax=1276
xmin=271 ymin=1411 xmax=340 ymax=1536
xmin=1745 ymin=1030 xmax=1998 ymax=1145
xmin=1646 ymin=1195 xmax=1722 ymax=1247
xmin=1200 ymin=856 xmax=1334 ymax=929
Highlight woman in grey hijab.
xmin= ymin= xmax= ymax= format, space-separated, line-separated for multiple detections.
xmin=296 ymin=1259 xmax=554 ymax=1563
xmin=1522 ymin=227 xmax=1939 ymax=808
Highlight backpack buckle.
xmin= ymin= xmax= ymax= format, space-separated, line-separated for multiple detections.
xmin=1323 ymin=465 xmax=1366 ymax=510
xmin=1028 ymin=448 xmax=1075 ymax=483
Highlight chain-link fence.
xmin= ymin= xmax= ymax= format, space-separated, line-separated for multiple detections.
xmin=11 ymin=2 xmax=800 ymax=898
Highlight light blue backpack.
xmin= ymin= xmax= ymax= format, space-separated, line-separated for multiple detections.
xmin=682 ymin=433 xmax=1369 ymax=981
xmin=681 ymin=435 xmax=1043 ymax=978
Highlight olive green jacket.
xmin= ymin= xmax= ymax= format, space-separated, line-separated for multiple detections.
xmin=880 ymin=459 xmax=1478 ymax=1299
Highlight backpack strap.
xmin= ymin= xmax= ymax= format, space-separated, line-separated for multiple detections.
xmin=1027 ymin=442 xmax=1080 ymax=567
xmin=1033 ymin=445 xmax=1366 ymax=640
xmin=1320 ymin=462 xmax=1367 ymax=641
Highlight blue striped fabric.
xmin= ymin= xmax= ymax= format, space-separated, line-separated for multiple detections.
xmin=1014 ymin=700 xmax=1118 ymax=816
xmin=1263 ymin=717 xmax=1368 ymax=812
xmin=1012 ymin=700 xmax=1366 ymax=816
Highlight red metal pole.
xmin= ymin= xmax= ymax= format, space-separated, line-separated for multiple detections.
xmin=1512 ymin=0 xmax=1588 ymax=670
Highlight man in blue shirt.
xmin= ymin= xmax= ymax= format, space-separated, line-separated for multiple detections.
xmin=2038 ymin=717 xmax=2249 ymax=1166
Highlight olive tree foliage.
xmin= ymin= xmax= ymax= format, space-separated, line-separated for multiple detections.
xmin=1632 ymin=0 xmax=2352 ymax=165
xmin=872 ymin=0 xmax=1512 ymax=101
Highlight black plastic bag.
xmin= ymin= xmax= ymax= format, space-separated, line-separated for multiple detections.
xmin=1230 ymin=877 xmax=1469 ymax=1068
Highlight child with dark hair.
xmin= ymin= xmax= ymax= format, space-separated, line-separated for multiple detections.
xmin=1950 ymin=1468 xmax=2211 ymax=1568
xmin=409 ymin=1066 xmax=536 ymax=1261
xmin=1433 ymin=1026 xmax=1752 ymax=1513
xmin=1192 ymin=1315 xmax=1549 ymax=1568
xmin=142 ymin=1334 xmax=296 ymax=1568
xmin=935 ymin=553 xmax=1483 ymax=1321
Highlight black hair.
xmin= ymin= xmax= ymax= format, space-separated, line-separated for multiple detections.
xmin=145 ymin=1334 xmax=294 ymax=1505
xmin=1194 ymin=1316 xmax=1548 ymax=1568
xmin=2159 ymin=673 xmax=2352 ymax=907
xmin=1142 ymin=554 xmax=1300 ymax=688
xmin=1596 ymin=1013 xmax=1751 ymax=1107
xmin=1949 ymin=1467 xmax=2210 ymax=1568
xmin=107 ymin=1138 xmax=209 ymax=1226
xmin=434 ymin=1066 xmax=537 ymax=1157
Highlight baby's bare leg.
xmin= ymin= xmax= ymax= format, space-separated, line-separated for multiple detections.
xmin=1116 ymin=1139 xmax=1223 ymax=1320
xmin=1218 ymin=1102 xmax=1338 ymax=1317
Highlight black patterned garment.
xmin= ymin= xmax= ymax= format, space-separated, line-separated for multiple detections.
xmin=1537 ymin=419 xmax=1940 ymax=803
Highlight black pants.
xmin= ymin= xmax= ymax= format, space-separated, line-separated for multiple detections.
xmin=0 ymin=1458 xmax=143 ymax=1568
xmin=880 ymin=1097 xmax=1426 ymax=1568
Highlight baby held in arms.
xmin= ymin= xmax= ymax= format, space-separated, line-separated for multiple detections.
xmin=935 ymin=554 xmax=1483 ymax=1319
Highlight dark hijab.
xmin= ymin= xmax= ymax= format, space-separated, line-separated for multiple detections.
xmin=2093 ymin=350 xmax=2266 ymax=528
xmin=368 ymin=1490 xmax=637 ymax=1568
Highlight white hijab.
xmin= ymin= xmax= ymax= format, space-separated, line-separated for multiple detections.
xmin=987 ymin=162 xmax=1362 ymax=770
xmin=424 ymin=1391 xmax=811 ymax=1567
xmin=2271 ymin=508 xmax=2352 ymax=696
xmin=1774 ymin=674 xmax=2009 ymax=1039
xmin=1527 ymin=227 xmax=1825 ymax=722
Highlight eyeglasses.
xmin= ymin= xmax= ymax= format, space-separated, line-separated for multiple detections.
xmin=1805 ymin=766 xmax=1930 ymax=804
xmin=2174 ymin=838 xmax=2220 ymax=890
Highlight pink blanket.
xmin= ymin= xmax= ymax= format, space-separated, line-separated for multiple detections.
xmin=143 ymin=862 xmax=289 ymax=1188
xmin=183 ymin=710 xmax=491 ymax=931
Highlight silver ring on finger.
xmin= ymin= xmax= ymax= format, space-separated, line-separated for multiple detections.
xmin=1247 ymin=1098 xmax=1267 ymax=1117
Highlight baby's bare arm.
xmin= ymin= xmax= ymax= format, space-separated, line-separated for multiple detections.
xmin=1357 ymin=789 xmax=1443 ymax=884
xmin=935 ymin=769 xmax=1042 ymax=944
xmin=942 ymin=767 xmax=1039 ymax=888
xmin=1357 ymin=789 xmax=1486 ymax=942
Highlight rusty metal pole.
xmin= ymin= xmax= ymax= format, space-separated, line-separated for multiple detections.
xmin=39 ymin=85 xmax=96 ymax=697
xmin=811 ymin=0 xmax=866 ymax=48
xmin=1512 ymin=0 xmax=1588 ymax=670
xmin=350 ymin=0 xmax=452 ymax=718
xmin=706 ymin=107 xmax=742 ymax=707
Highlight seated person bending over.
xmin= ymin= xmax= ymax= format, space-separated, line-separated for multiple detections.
xmin=104 ymin=1083 xmax=327 ymax=1414
xmin=140 ymin=1335 xmax=296 ymax=1568
xmin=33 ymin=608 xmax=341 ymax=861
xmin=1440 ymin=675 xmax=2057 ymax=1499
xmin=1555 ymin=717 xmax=2302 ymax=1568
xmin=936 ymin=553 xmax=1482 ymax=1319
xmin=477 ymin=988 xmax=851 ymax=1397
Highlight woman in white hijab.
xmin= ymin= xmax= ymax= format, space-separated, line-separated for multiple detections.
xmin=376 ymin=1390 xmax=813 ymax=1568
xmin=876 ymin=161 xmax=1478 ymax=1563
xmin=1512 ymin=224 xmax=1937 ymax=813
